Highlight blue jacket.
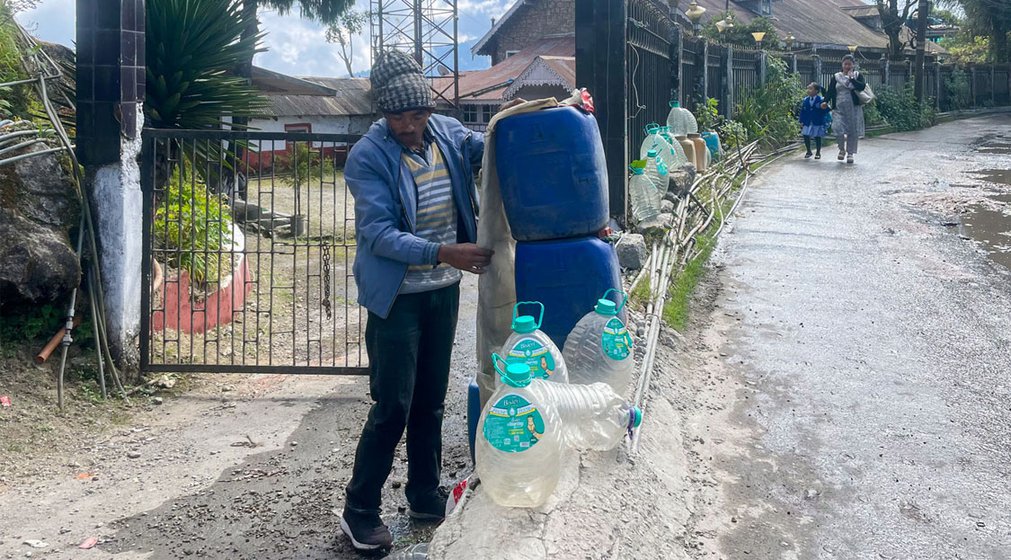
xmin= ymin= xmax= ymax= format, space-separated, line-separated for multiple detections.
xmin=800 ymin=95 xmax=830 ymax=126
xmin=345 ymin=114 xmax=484 ymax=318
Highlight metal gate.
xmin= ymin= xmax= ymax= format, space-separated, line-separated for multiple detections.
xmin=139 ymin=129 xmax=369 ymax=375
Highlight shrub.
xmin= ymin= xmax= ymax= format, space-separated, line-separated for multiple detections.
xmin=733 ymin=56 xmax=804 ymax=148
xmin=153 ymin=171 xmax=235 ymax=286
xmin=945 ymin=68 xmax=972 ymax=111
xmin=874 ymin=83 xmax=936 ymax=131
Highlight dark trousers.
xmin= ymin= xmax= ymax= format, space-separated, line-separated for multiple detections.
xmin=804 ymin=135 xmax=822 ymax=153
xmin=345 ymin=282 xmax=460 ymax=515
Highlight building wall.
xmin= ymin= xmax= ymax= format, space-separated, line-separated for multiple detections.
xmin=510 ymin=84 xmax=570 ymax=102
xmin=249 ymin=115 xmax=374 ymax=138
xmin=488 ymin=0 xmax=574 ymax=65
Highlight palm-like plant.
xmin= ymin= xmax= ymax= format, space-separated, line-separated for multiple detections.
xmin=146 ymin=0 xmax=267 ymax=129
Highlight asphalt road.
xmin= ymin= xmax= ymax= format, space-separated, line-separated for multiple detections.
xmin=692 ymin=115 xmax=1011 ymax=559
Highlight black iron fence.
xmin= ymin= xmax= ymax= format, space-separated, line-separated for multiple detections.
xmin=139 ymin=129 xmax=368 ymax=375
xmin=577 ymin=0 xmax=1011 ymax=221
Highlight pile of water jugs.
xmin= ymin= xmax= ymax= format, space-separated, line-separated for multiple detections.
xmin=475 ymin=295 xmax=642 ymax=508
xmin=464 ymin=106 xmax=643 ymax=507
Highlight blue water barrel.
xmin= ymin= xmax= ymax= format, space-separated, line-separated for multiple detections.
xmin=701 ymin=131 xmax=722 ymax=162
xmin=495 ymin=107 xmax=609 ymax=241
xmin=515 ymin=236 xmax=622 ymax=348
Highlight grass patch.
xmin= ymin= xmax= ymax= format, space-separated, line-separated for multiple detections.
xmin=630 ymin=275 xmax=651 ymax=309
xmin=662 ymin=232 xmax=717 ymax=331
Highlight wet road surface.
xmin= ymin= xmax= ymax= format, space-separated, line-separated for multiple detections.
xmin=695 ymin=115 xmax=1011 ymax=559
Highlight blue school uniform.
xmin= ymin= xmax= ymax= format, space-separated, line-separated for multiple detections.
xmin=800 ymin=95 xmax=829 ymax=138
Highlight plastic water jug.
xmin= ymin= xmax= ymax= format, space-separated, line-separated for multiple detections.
xmin=688 ymin=133 xmax=708 ymax=171
xmin=537 ymin=381 xmax=643 ymax=451
xmin=515 ymin=236 xmax=622 ymax=348
xmin=563 ymin=290 xmax=636 ymax=395
xmin=494 ymin=106 xmax=609 ymax=241
xmin=701 ymin=131 xmax=722 ymax=162
xmin=644 ymin=150 xmax=669 ymax=198
xmin=476 ymin=359 xmax=564 ymax=508
xmin=500 ymin=301 xmax=568 ymax=384
xmin=630 ymin=166 xmax=661 ymax=223
xmin=477 ymin=359 xmax=643 ymax=507
xmin=666 ymin=101 xmax=698 ymax=136
xmin=639 ymin=124 xmax=676 ymax=170
xmin=659 ymin=126 xmax=690 ymax=167
xmin=676 ymin=135 xmax=696 ymax=171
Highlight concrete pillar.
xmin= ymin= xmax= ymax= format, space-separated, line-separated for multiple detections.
xmin=76 ymin=0 xmax=145 ymax=368
xmin=812 ymin=53 xmax=822 ymax=87
xmin=700 ymin=40 xmax=709 ymax=106
xmin=935 ymin=60 xmax=942 ymax=110
xmin=881 ymin=55 xmax=890 ymax=87
xmin=758 ymin=50 xmax=767 ymax=86
xmin=724 ymin=45 xmax=734 ymax=119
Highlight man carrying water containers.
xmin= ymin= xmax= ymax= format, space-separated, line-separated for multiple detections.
xmin=339 ymin=49 xmax=500 ymax=551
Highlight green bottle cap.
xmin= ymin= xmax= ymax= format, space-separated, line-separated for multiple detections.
xmin=647 ymin=149 xmax=658 ymax=158
xmin=512 ymin=315 xmax=537 ymax=334
xmin=595 ymin=299 xmax=618 ymax=316
xmin=501 ymin=362 xmax=533 ymax=387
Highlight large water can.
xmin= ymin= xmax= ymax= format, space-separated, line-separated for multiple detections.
xmin=564 ymin=290 xmax=636 ymax=395
xmin=515 ymin=236 xmax=622 ymax=348
xmin=500 ymin=301 xmax=568 ymax=384
xmin=495 ymin=106 xmax=609 ymax=241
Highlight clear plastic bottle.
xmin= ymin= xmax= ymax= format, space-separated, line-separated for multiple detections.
xmin=658 ymin=126 xmax=690 ymax=167
xmin=666 ymin=101 xmax=699 ymax=137
xmin=629 ymin=166 xmax=661 ymax=223
xmin=563 ymin=290 xmax=636 ymax=395
xmin=499 ymin=302 xmax=568 ymax=384
xmin=644 ymin=150 xmax=663 ymax=192
xmin=639 ymin=124 xmax=675 ymax=169
xmin=476 ymin=358 xmax=564 ymax=508
xmin=533 ymin=381 xmax=643 ymax=451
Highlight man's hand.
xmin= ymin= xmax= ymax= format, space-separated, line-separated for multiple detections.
xmin=439 ymin=244 xmax=494 ymax=274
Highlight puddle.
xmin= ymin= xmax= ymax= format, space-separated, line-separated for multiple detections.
xmin=959 ymin=194 xmax=1011 ymax=270
xmin=970 ymin=169 xmax=1011 ymax=187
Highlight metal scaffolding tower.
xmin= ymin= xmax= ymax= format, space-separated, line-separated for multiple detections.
xmin=370 ymin=0 xmax=459 ymax=110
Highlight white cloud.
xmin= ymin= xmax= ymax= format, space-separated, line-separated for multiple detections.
xmin=14 ymin=0 xmax=75 ymax=47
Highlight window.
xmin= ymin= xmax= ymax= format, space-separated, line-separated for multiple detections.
xmin=481 ymin=104 xmax=495 ymax=124
xmin=505 ymin=50 xmax=521 ymax=58
xmin=284 ymin=123 xmax=311 ymax=133
xmin=463 ymin=105 xmax=478 ymax=123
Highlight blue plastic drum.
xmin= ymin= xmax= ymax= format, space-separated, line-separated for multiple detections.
xmin=514 ymin=236 xmax=622 ymax=348
xmin=495 ymin=107 xmax=609 ymax=241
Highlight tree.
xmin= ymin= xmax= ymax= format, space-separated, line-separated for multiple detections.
xmin=325 ymin=10 xmax=367 ymax=77
xmin=877 ymin=0 xmax=917 ymax=59
xmin=938 ymin=0 xmax=1011 ymax=62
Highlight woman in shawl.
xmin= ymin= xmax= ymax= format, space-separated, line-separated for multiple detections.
xmin=825 ymin=54 xmax=867 ymax=164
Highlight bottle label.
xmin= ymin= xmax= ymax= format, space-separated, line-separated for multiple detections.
xmin=483 ymin=393 xmax=545 ymax=453
xmin=602 ymin=318 xmax=633 ymax=361
xmin=507 ymin=338 xmax=557 ymax=380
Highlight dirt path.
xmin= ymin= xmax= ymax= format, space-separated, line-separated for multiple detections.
xmin=0 ymin=275 xmax=479 ymax=559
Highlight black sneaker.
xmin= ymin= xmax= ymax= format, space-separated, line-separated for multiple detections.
xmin=340 ymin=510 xmax=393 ymax=551
xmin=804 ymin=151 xmax=813 ymax=159
xmin=407 ymin=488 xmax=449 ymax=521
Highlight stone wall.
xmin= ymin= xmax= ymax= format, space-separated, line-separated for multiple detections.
xmin=488 ymin=0 xmax=574 ymax=65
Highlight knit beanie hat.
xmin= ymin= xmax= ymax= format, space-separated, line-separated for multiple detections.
xmin=370 ymin=50 xmax=436 ymax=114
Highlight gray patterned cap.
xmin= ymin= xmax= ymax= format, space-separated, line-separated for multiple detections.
xmin=370 ymin=50 xmax=435 ymax=114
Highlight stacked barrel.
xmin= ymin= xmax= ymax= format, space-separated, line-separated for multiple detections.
xmin=495 ymin=106 xmax=621 ymax=348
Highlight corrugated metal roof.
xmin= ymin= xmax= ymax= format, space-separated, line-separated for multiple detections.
xmin=438 ymin=34 xmax=575 ymax=102
xmin=257 ymin=77 xmax=374 ymax=118
xmin=691 ymin=0 xmax=943 ymax=53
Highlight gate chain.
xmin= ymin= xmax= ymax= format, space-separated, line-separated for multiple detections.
xmin=321 ymin=241 xmax=332 ymax=320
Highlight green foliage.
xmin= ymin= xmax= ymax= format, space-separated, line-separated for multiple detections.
xmin=0 ymin=303 xmax=62 ymax=341
xmin=720 ymin=119 xmax=749 ymax=150
xmin=693 ymin=98 xmax=720 ymax=132
xmin=662 ymin=232 xmax=717 ymax=331
xmin=945 ymin=67 xmax=972 ymax=111
xmin=153 ymin=171 xmax=235 ymax=285
xmin=702 ymin=14 xmax=779 ymax=49
xmin=875 ymin=83 xmax=936 ymax=131
xmin=325 ymin=9 xmax=367 ymax=77
xmin=940 ymin=33 xmax=991 ymax=64
xmin=733 ymin=56 xmax=804 ymax=148
xmin=145 ymin=0 xmax=268 ymax=129
xmin=275 ymin=142 xmax=335 ymax=186
xmin=863 ymin=101 xmax=886 ymax=127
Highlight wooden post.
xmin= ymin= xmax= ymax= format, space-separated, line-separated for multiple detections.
xmin=724 ymin=45 xmax=734 ymax=119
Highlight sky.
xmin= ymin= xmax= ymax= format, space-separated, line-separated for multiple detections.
xmin=14 ymin=0 xmax=514 ymax=78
